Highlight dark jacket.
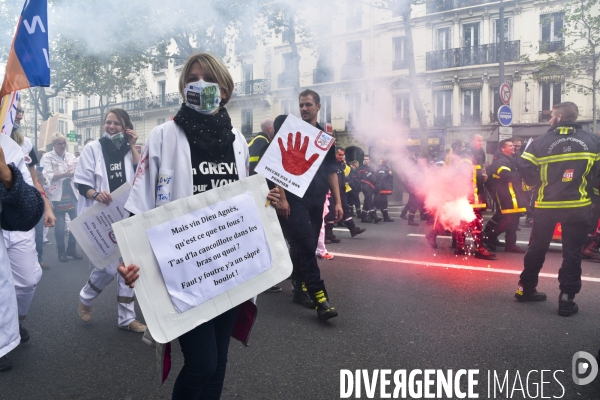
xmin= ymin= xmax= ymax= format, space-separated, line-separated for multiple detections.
xmin=1 ymin=164 xmax=45 ymax=231
xmin=375 ymin=163 xmax=393 ymax=194
xmin=358 ymin=164 xmax=376 ymax=191
xmin=347 ymin=167 xmax=361 ymax=192
xmin=489 ymin=150 xmax=528 ymax=214
xmin=519 ymin=123 xmax=600 ymax=212
xmin=248 ymin=133 xmax=270 ymax=175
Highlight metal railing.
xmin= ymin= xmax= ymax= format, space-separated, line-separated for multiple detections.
xmin=461 ymin=113 xmax=482 ymax=125
xmin=426 ymin=40 xmax=520 ymax=71
xmin=434 ymin=115 xmax=452 ymax=127
xmin=539 ymin=40 xmax=564 ymax=53
xmin=232 ymin=79 xmax=269 ymax=96
xmin=427 ymin=0 xmax=494 ymax=13
xmin=313 ymin=67 xmax=334 ymax=84
xmin=341 ymin=63 xmax=364 ymax=80
xmin=72 ymin=93 xmax=182 ymax=121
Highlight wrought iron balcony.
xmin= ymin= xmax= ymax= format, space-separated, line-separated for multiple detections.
xmin=232 ymin=79 xmax=269 ymax=96
xmin=539 ymin=110 xmax=552 ymax=122
xmin=427 ymin=0 xmax=494 ymax=13
xmin=313 ymin=67 xmax=334 ymax=84
xmin=434 ymin=115 xmax=452 ymax=127
xmin=278 ymin=71 xmax=296 ymax=88
xmin=426 ymin=40 xmax=520 ymax=71
xmin=393 ymin=59 xmax=407 ymax=70
xmin=461 ymin=113 xmax=482 ymax=125
xmin=72 ymin=93 xmax=181 ymax=121
xmin=539 ymin=40 xmax=564 ymax=54
xmin=341 ymin=63 xmax=364 ymax=80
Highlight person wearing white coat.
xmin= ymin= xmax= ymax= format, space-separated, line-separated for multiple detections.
xmin=0 ymin=134 xmax=45 ymax=372
xmin=118 ymin=53 xmax=280 ymax=399
xmin=74 ymin=109 xmax=146 ymax=332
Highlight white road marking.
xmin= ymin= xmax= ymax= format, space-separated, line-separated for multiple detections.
xmin=328 ymin=252 xmax=600 ymax=283
xmin=407 ymin=233 xmax=556 ymax=247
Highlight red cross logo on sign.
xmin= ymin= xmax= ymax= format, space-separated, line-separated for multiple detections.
xmin=500 ymin=83 xmax=511 ymax=105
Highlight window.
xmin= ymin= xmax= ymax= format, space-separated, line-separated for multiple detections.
xmin=72 ymin=101 xmax=78 ymax=111
xmin=58 ymin=120 xmax=67 ymax=134
xmin=436 ymin=28 xmax=451 ymax=51
xmin=541 ymin=82 xmax=562 ymax=112
xmin=241 ymin=109 xmax=253 ymax=136
xmin=281 ymin=100 xmax=294 ymax=115
xmin=435 ymin=91 xmax=452 ymax=117
xmin=317 ymin=45 xmax=333 ymax=69
xmin=540 ymin=13 xmax=564 ymax=52
xmin=462 ymin=89 xmax=481 ymax=124
xmin=243 ymin=64 xmax=254 ymax=94
xmin=346 ymin=1 xmax=361 ymax=30
xmin=394 ymin=94 xmax=410 ymax=124
xmin=158 ymin=81 xmax=166 ymax=106
xmin=86 ymin=128 xmax=92 ymax=139
xmin=393 ymin=37 xmax=406 ymax=70
xmin=346 ymin=41 xmax=362 ymax=65
xmin=463 ymin=23 xmax=480 ymax=47
xmin=319 ymin=96 xmax=332 ymax=127
xmin=58 ymin=98 xmax=65 ymax=114
xmin=346 ymin=93 xmax=361 ymax=131
xmin=87 ymin=98 xmax=92 ymax=108
xmin=282 ymin=26 xmax=290 ymax=43
xmin=494 ymin=18 xmax=511 ymax=43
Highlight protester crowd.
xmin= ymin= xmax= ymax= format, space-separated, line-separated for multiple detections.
xmin=1 ymin=51 xmax=599 ymax=400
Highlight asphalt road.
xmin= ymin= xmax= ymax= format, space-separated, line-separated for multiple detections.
xmin=3 ymin=210 xmax=600 ymax=399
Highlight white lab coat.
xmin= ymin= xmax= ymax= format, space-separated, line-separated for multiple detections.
xmin=74 ymin=140 xmax=135 ymax=216
xmin=0 ymin=134 xmax=31 ymax=358
xmin=125 ymin=120 xmax=249 ymax=215
xmin=41 ymin=150 xmax=77 ymax=202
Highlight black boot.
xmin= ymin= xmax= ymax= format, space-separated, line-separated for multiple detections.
xmin=19 ymin=324 xmax=30 ymax=343
xmin=369 ymin=210 xmax=383 ymax=224
xmin=407 ymin=213 xmax=419 ymax=226
xmin=66 ymin=244 xmax=83 ymax=260
xmin=58 ymin=252 xmax=68 ymax=262
xmin=360 ymin=211 xmax=373 ymax=223
xmin=514 ymin=281 xmax=547 ymax=302
xmin=558 ymin=292 xmax=578 ymax=316
xmin=582 ymin=236 xmax=600 ymax=262
xmin=292 ymin=281 xmax=316 ymax=309
xmin=308 ymin=289 xmax=338 ymax=320
xmin=382 ymin=210 xmax=394 ymax=222
xmin=0 ymin=355 xmax=12 ymax=372
xmin=324 ymin=224 xmax=341 ymax=243
xmin=345 ymin=219 xmax=366 ymax=237
xmin=425 ymin=231 xmax=437 ymax=248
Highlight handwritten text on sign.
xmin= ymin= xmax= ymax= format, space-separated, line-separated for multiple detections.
xmin=145 ymin=192 xmax=272 ymax=313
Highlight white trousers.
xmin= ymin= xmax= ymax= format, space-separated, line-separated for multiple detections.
xmin=79 ymin=259 xmax=136 ymax=327
xmin=316 ymin=195 xmax=330 ymax=257
xmin=3 ymin=229 xmax=42 ymax=319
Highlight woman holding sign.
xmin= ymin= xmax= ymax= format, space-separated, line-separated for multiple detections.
xmin=73 ymin=108 xmax=146 ymax=333
xmin=118 ymin=53 xmax=280 ymax=399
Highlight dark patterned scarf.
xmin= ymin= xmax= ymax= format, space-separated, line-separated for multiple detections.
xmin=173 ymin=104 xmax=235 ymax=162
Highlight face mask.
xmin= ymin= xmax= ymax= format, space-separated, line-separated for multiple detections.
xmin=104 ymin=131 xmax=125 ymax=148
xmin=184 ymin=80 xmax=221 ymax=114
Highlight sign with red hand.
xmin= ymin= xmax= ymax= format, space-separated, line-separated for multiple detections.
xmin=255 ymin=114 xmax=335 ymax=197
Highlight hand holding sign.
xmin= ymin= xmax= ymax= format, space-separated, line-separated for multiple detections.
xmin=278 ymin=132 xmax=319 ymax=176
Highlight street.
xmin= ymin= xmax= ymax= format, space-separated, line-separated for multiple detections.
xmin=3 ymin=208 xmax=600 ymax=399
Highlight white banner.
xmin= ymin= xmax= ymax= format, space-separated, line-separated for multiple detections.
xmin=70 ymin=182 xmax=131 ymax=269
xmin=254 ymin=114 xmax=335 ymax=197
xmin=112 ymin=174 xmax=292 ymax=343
xmin=146 ymin=192 xmax=272 ymax=313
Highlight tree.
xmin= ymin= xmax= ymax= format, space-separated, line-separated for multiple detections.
xmin=535 ymin=0 xmax=600 ymax=132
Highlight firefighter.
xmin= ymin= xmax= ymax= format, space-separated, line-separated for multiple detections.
xmin=248 ymin=119 xmax=274 ymax=175
xmin=347 ymin=160 xmax=362 ymax=216
xmin=373 ymin=158 xmax=395 ymax=222
xmin=515 ymin=101 xmax=600 ymax=317
xmin=482 ymin=139 xmax=528 ymax=254
xmin=359 ymin=155 xmax=382 ymax=223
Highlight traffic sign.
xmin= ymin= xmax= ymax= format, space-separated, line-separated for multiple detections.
xmin=498 ymin=105 xmax=513 ymax=126
xmin=499 ymin=126 xmax=513 ymax=141
xmin=500 ymin=83 xmax=511 ymax=105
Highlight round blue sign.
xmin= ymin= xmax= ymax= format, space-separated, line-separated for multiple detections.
xmin=498 ymin=105 xmax=513 ymax=126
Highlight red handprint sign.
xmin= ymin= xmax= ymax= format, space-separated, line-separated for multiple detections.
xmin=278 ymin=132 xmax=320 ymax=176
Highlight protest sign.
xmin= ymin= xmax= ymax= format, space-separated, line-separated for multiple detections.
xmin=254 ymin=114 xmax=335 ymax=197
xmin=146 ymin=192 xmax=271 ymax=313
xmin=112 ymin=174 xmax=292 ymax=343
xmin=69 ymin=182 xmax=131 ymax=270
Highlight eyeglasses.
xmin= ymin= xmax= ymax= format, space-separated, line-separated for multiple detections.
xmin=16 ymin=108 xmax=24 ymax=114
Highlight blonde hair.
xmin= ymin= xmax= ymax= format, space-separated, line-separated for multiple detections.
xmin=11 ymin=129 xmax=24 ymax=146
xmin=178 ymin=53 xmax=234 ymax=106
xmin=51 ymin=132 xmax=66 ymax=144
